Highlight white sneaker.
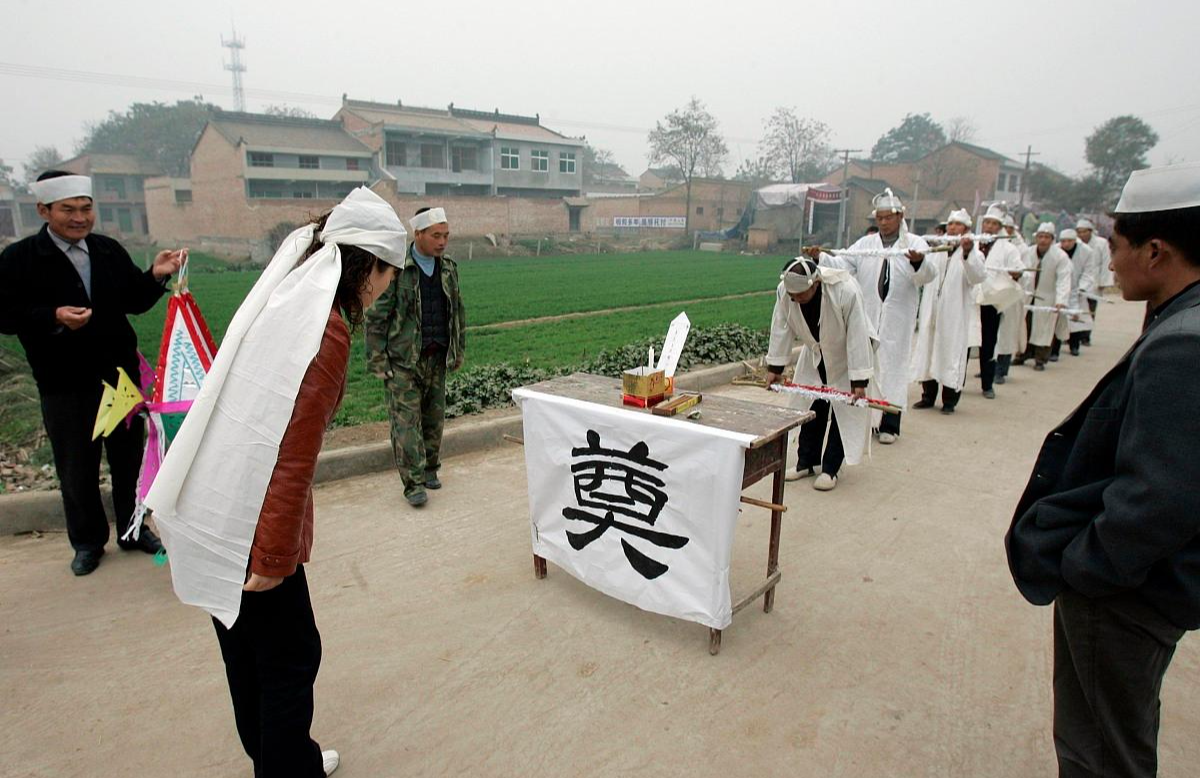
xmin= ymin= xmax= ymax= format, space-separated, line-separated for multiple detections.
xmin=813 ymin=473 xmax=837 ymax=491
xmin=785 ymin=466 xmax=816 ymax=482
xmin=878 ymin=432 xmax=897 ymax=445
xmin=322 ymin=750 xmax=340 ymax=776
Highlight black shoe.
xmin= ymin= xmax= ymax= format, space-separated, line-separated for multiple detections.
xmin=1011 ymin=358 xmax=1026 ymax=366
xmin=995 ymin=375 xmax=1006 ymax=385
xmin=1070 ymin=347 xmax=1080 ymax=356
xmin=914 ymin=398 xmax=936 ymax=409
xmin=118 ymin=528 xmax=163 ymax=554
xmin=940 ymin=406 xmax=956 ymax=414
xmin=71 ymin=548 xmax=104 ymax=576
xmin=406 ymin=490 xmax=428 ymax=507
xmin=1049 ymin=354 xmax=1060 ymax=362
xmin=1034 ymin=363 xmax=1046 ymax=371
xmin=983 ymin=389 xmax=996 ymax=399
xmin=425 ymin=473 xmax=442 ymax=490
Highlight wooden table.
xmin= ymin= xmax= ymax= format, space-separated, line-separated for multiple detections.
xmin=518 ymin=373 xmax=813 ymax=654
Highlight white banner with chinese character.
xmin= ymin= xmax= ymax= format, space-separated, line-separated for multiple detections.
xmin=513 ymin=388 xmax=755 ymax=629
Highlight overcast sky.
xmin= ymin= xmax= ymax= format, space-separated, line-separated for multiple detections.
xmin=2 ymin=0 xmax=1197 ymax=181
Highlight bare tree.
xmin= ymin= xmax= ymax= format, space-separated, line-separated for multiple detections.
xmin=22 ymin=145 xmax=63 ymax=185
xmin=944 ymin=116 xmax=978 ymax=143
xmin=647 ymin=97 xmax=728 ymax=233
xmin=759 ymin=107 xmax=836 ymax=183
xmin=263 ymin=104 xmax=317 ymax=118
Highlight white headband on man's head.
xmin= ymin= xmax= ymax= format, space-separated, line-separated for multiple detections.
xmin=1059 ymin=228 xmax=1078 ymax=241
xmin=31 ymin=175 xmax=92 ymax=204
xmin=1036 ymin=222 xmax=1057 ymax=236
xmin=947 ymin=208 xmax=972 ymax=227
xmin=410 ymin=207 xmax=448 ymax=232
xmin=781 ymin=257 xmax=819 ymax=294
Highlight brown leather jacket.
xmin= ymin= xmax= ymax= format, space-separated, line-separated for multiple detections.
xmin=250 ymin=307 xmax=350 ymax=577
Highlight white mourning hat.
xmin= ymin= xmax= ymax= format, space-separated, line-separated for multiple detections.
xmin=1003 ymin=214 xmax=1017 ymax=228
xmin=1059 ymin=228 xmax=1079 ymax=241
xmin=30 ymin=175 xmax=92 ymax=204
xmin=780 ymin=257 xmax=820 ymax=294
xmin=1076 ymin=218 xmax=1096 ymax=231
xmin=871 ymin=188 xmax=905 ymax=213
xmin=982 ymin=204 xmax=1007 ymax=224
xmin=947 ymin=208 xmax=972 ymax=227
xmin=1036 ymin=222 xmax=1057 ymax=236
xmin=1114 ymin=162 xmax=1200 ymax=213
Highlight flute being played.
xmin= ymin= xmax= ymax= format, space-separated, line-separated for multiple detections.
xmin=1025 ymin=304 xmax=1088 ymax=315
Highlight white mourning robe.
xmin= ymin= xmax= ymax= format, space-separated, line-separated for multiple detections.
xmin=1065 ymin=242 xmax=1097 ymax=333
xmin=978 ymin=240 xmax=1028 ymax=356
xmin=1087 ymin=234 xmax=1114 ymax=288
xmin=766 ymin=268 xmax=879 ymax=465
xmin=911 ymin=243 xmax=987 ymax=390
xmin=818 ymin=229 xmax=934 ymax=409
xmin=1021 ymin=243 xmax=1073 ymax=346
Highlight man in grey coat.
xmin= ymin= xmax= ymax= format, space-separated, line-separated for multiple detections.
xmin=1006 ymin=162 xmax=1200 ymax=777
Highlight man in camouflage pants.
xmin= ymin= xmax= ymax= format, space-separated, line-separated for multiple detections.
xmin=366 ymin=207 xmax=465 ymax=507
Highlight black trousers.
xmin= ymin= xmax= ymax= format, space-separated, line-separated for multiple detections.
xmin=1053 ymin=589 xmax=1185 ymax=778
xmin=920 ymin=379 xmax=960 ymax=410
xmin=213 ymin=565 xmax=325 ymax=778
xmin=40 ymin=387 xmax=144 ymax=551
xmin=878 ymin=409 xmax=902 ymax=436
xmin=795 ymin=360 xmax=845 ymax=476
xmin=979 ymin=304 xmax=1001 ymax=391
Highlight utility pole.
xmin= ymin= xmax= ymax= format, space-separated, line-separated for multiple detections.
xmin=833 ymin=148 xmax=862 ymax=248
xmin=222 ymin=26 xmax=247 ymax=112
xmin=1017 ymin=144 xmax=1040 ymax=210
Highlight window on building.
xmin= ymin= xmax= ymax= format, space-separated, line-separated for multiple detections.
xmin=130 ymin=177 xmax=144 ymax=192
xmin=103 ymin=176 xmax=126 ymax=199
xmin=559 ymin=151 xmax=576 ymax=174
xmin=500 ymin=146 xmax=520 ymax=170
xmin=299 ymin=155 xmax=319 ymax=170
xmin=716 ymin=206 xmax=724 ymax=220
xmin=997 ymin=173 xmax=1007 ymax=191
xmin=248 ymin=180 xmax=285 ymax=199
xmin=451 ymin=146 xmax=478 ymax=172
xmin=531 ymin=149 xmax=549 ymax=173
xmin=386 ymin=139 xmax=406 ymax=167
xmin=99 ymin=206 xmax=114 ymax=222
xmin=174 ymin=189 xmax=193 ymax=204
xmin=1009 ymin=174 xmax=1020 ymax=192
xmin=696 ymin=206 xmax=704 ymax=215
xmin=346 ymin=158 xmax=362 ymax=171
xmin=117 ymin=208 xmax=133 ymax=232
xmin=419 ymin=144 xmax=444 ymax=169
xmin=248 ymin=152 xmax=274 ymax=168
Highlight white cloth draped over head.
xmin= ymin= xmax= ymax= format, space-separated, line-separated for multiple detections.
xmin=1114 ymin=162 xmax=1200 ymax=213
xmin=410 ymin=206 xmax=448 ymax=232
xmin=947 ymin=208 xmax=972 ymax=227
xmin=1076 ymin=218 xmax=1096 ymax=231
xmin=1059 ymin=228 xmax=1078 ymax=241
xmin=145 ymin=187 xmax=407 ymax=627
xmin=872 ymin=188 xmax=904 ymax=213
xmin=1036 ymin=222 xmax=1057 ymax=236
xmin=30 ymin=175 xmax=92 ymax=204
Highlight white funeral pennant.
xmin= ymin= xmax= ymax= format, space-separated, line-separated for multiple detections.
xmin=513 ymin=388 xmax=753 ymax=629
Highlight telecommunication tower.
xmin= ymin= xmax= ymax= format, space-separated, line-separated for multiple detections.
xmin=221 ymin=27 xmax=247 ymax=112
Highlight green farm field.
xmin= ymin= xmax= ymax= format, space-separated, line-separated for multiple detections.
xmin=1 ymin=249 xmax=791 ymax=435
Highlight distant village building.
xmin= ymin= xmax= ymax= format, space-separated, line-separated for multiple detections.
xmin=57 ymin=153 xmax=163 ymax=240
xmin=639 ymin=167 xmax=683 ymax=192
xmin=585 ymin=162 xmax=638 ymax=195
xmin=335 ymin=97 xmax=584 ymax=198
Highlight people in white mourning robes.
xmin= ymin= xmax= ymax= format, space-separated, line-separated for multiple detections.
xmin=1013 ymin=223 xmax=1073 ymax=370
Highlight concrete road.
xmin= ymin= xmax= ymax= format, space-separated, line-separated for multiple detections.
xmin=2 ymin=298 xmax=1196 ymax=777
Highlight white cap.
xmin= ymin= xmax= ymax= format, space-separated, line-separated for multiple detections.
xmin=947 ymin=208 xmax=972 ymax=227
xmin=410 ymin=207 xmax=448 ymax=232
xmin=1114 ymin=162 xmax=1200 ymax=213
xmin=982 ymin=204 xmax=1007 ymax=224
xmin=1076 ymin=218 xmax=1096 ymax=231
xmin=872 ymin=188 xmax=904 ymax=213
xmin=780 ymin=257 xmax=819 ymax=294
xmin=1059 ymin=228 xmax=1078 ymax=241
xmin=1036 ymin=222 xmax=1057 ymax=236
xmin=30 ymin=175 xmax=93 ymax=204
xmin=1003 ymin=214 xmax=1017 ymax=228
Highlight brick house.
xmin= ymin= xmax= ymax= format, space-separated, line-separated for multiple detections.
xmin=58 ymin=153 xmax=163 ymax=240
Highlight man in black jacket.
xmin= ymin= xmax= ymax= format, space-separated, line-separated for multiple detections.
xmin=0 ymin=171 xmax=182 ymax=575
xmin=1006 ymin=162 xmax=1200 ymax=777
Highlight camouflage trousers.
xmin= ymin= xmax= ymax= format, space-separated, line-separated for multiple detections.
xmin=385 ymin=348 xmax=447 ymax=496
